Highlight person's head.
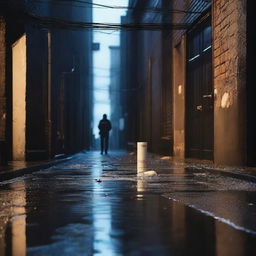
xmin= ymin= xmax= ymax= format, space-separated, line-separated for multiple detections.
xmin=103 ymin=114 xmax=107 ymax=120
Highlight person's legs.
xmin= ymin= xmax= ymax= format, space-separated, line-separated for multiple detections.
xmin=100 ymin=136 xmax=104 ymax=154
xmin=105 ymin=136 xmax=109 ymax=154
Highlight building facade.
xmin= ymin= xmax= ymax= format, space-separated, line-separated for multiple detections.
xmin=0 ymin=0 xmax=93 ymax=161
xmin=121 ymin=0 xmax=173 ymax=155
xmin=109 ymin=46 xmax=125 ymax=149
xmin=121 ymin=0 xmax=253 ymax=166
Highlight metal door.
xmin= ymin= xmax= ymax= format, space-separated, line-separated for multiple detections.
xmin=186 ymin=17 xmax=213 ymax=160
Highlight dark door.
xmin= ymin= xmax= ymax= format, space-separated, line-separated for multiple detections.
xmin=55 ymin=73 xmax=76 ymax=155
xmin=186 ymin=17 xmax=213 ymax=160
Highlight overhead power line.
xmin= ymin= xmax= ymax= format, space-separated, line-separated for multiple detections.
xmin=26 ymin=12 xmax=190 ymax=30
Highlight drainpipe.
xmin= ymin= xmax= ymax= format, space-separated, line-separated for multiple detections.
xmin=47 ymin=31 xmax=52 ymax=158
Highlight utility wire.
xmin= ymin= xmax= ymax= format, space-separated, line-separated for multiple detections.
xmin=7 ymin=0 xmax=206 ymax=31
xmin=25 ymin=12 xmax=190 ymax=30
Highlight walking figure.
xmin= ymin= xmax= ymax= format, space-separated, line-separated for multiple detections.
xmin=98 ymin=114 xmax=112 ymax=155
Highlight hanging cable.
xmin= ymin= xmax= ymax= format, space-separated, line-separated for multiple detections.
xmin=24 ymin=12 xmax=190 ymax=30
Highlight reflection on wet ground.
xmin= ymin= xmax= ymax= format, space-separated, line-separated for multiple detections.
xmin=0 ymin=151 xmax=256 ymax=255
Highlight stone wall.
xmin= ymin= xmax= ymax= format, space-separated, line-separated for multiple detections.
xmin=212 ymin=0 xmax=247 ymax=165
xmin=0 ymin=18 xmax=6 ymax=141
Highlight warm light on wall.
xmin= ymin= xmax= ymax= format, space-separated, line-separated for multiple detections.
xmin=12 ymin=34 xmax=27 ymax=161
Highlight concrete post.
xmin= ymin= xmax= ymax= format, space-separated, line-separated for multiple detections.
xmin=137 ymin=142 xmax=147 ymax=174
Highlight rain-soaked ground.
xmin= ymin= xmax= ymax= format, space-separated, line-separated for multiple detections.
xmin=0 ymin=151 xmax=256 ymax=256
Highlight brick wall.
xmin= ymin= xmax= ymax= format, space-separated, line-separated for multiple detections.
xmin=213 ymin=0 xmax=246 ymax=89
xmin=213 ymin=0 xmax=247 ymax=165
xmin=0 ymin=17 xmax=6 ymax=141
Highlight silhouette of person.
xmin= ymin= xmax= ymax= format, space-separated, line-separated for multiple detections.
xmin=98 ymin=114 xmax=112 ymax=154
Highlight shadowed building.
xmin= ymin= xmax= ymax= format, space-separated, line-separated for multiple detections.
xmin=0 ymin=0 xmax=93 ymax=161
xmin=109 ymin=46 xmax=124 ymax=150
xmin=121 ymin=0 xmax=255 ymax=166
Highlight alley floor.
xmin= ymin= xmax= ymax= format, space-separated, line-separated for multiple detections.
xmin=0 ymin=151 xmax=256 ymax=256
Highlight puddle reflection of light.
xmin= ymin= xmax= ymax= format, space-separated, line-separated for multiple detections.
xmin=11 ymin=182 xmax=26 ymax=256
xmin=92 ymin=204 xmax=113 ymax=255
xmin=137 ymin=164 xmax=146 ymax=199
xmin=92 ymin=156 xmax=116 ymax=256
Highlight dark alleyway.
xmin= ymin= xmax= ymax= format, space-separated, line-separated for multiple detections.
xmin=0 ymin=151 xmax=256 ymax=256
xmin=2 ymin=1 xmax=256 ymax=254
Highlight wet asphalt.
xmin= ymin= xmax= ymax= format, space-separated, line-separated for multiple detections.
xmin=0 ymin=151 xmax=256 ymax=256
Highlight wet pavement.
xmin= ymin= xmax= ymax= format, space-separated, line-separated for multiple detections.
xmin=0 ymin=151 xmax=256 ymax=256
xmin=0 ymin=156 xmax=72 ymax=182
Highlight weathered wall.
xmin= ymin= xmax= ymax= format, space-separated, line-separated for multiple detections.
xmin=12 ymin=34 xmax=26 ymax=160
xmin=0 ymin=18 xmax=6 ymax=141
xmin=212 ymin=0 xmax=247 ymax=165
xmin=173 ymin=37 xmax=186 ymax=159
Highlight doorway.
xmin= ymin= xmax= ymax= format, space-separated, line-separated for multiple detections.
xmin=186 ymin=16 xmax=213 ymax=160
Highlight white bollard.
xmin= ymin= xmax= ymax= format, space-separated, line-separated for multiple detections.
xmin=137 ymin=142 xmax=147 ymax=174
